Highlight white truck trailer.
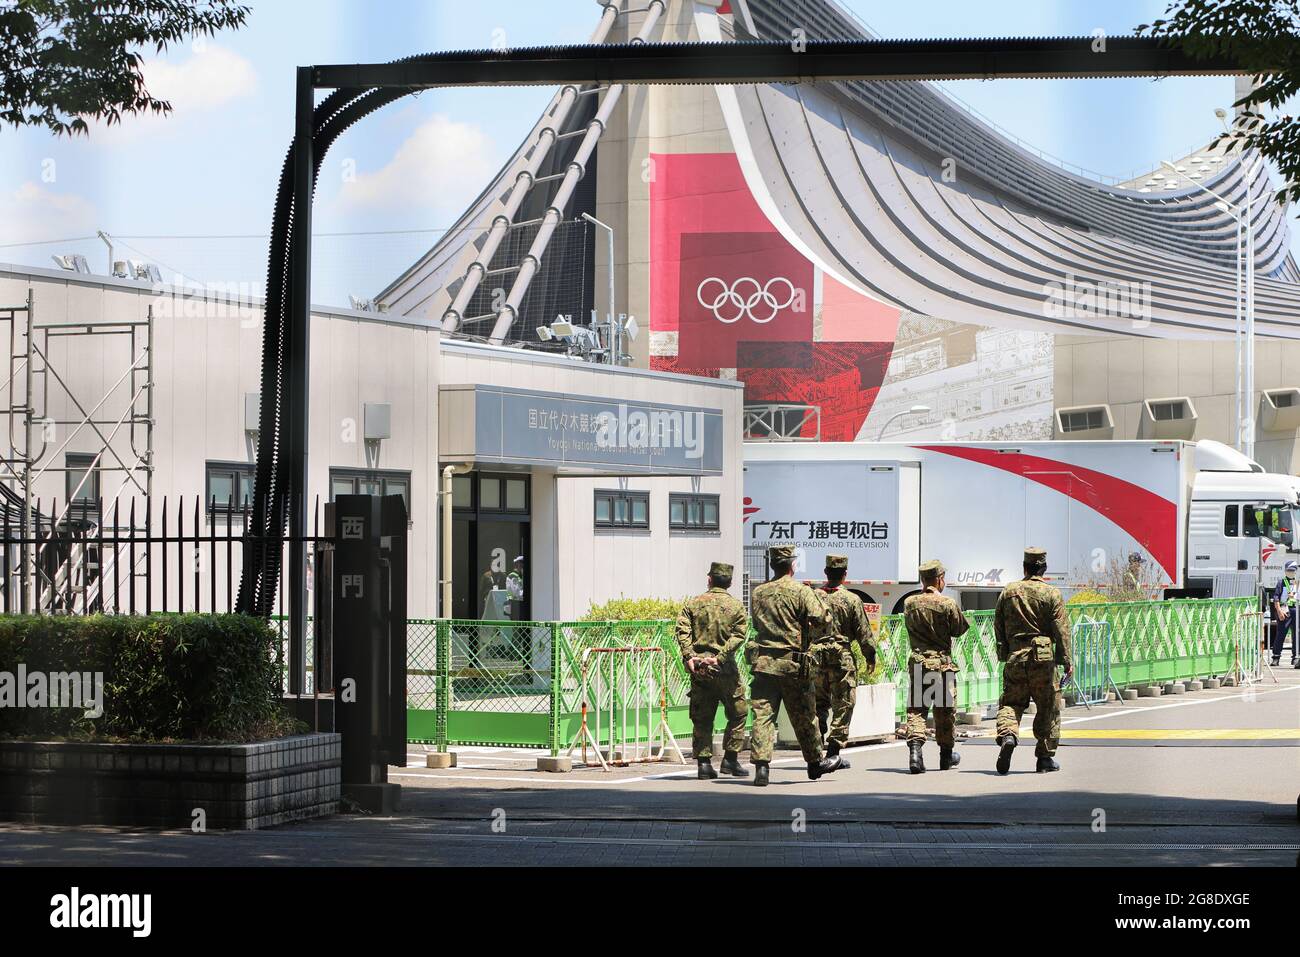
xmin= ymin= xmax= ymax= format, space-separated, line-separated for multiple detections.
xmin=742 ymin=439 xmax=1299 ymax=612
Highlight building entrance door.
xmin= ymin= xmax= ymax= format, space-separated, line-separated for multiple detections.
xmin=449 ymin=471 xmax=531 ymax=623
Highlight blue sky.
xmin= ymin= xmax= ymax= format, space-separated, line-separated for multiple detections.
xmin=0 ymin=0 xmax=1290 ymax=307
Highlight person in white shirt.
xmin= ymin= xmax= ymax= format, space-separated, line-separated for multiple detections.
xmin=506 ymin=556 xmax=525 ymax=619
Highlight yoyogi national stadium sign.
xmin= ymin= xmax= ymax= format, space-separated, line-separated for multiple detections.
xmin=443 ymin=384 xmax=725 ymax=474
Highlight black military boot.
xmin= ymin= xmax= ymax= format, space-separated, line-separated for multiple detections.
xmin=719 ymin=751 xmax=749 ymax=777
xmin=826 ymin=740 xmax=850 ymax=770
xmin=908 ymin=741 xmax=925 ymax=774
xmin=753 ymin=761 xmax=770 ymax=787
xmin=939 ymin=745 xmax=961 ymax=770
xmin=996 ymin=735 xmax=1016 ymax=775
xmin=807 ymin=753 xmax=843 ymax=780
xmin=1036 ymin=754 xmax=1060 ymax=773
xmin=697 ymin=758 xmax=718 ymax=780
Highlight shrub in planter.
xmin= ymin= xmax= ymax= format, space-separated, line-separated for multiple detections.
xmin=581 ymin=596 xmax=686 ymax=622
xmin=1067 ymin=589 xmax=1109 ymax=606
xmin=0 ymin=613 xmax=300 ymax=743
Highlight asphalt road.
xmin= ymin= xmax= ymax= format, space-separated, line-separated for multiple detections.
xmin=1 ymin=670 xmax=1296 ymax=866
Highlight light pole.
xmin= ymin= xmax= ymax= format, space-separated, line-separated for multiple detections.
xmin=581 ymin=212 xmax=617 ymax=365
xmin=876 ymin=404 xmax=931 ymax=441
xmin=1163 ymin=158 xmax=1247 ymax=451
xmin=1217 ymin=105 xmax=1263 ymax=460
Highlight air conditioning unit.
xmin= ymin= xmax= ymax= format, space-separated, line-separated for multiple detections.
xmin=1053 ymin=404 xmax=1114 ymax=440
xmin=1138 ymin=396 xmax=1197 ymax=440
xmin=1259 ymin=388 xmax=1300 ymax=433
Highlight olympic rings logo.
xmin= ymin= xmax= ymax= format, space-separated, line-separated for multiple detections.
xmin=695 ymin=276 xmax=797 ymax=324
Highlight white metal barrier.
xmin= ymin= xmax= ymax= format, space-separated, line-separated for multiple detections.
xmin=565 ymin=646 xmax=685 ymax=771
xmin=1234 ymin=612 xmax=1277 ymax=686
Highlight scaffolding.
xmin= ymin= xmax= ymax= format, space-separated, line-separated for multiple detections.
xmin=0 ymin=289 xmax=154 ymax=612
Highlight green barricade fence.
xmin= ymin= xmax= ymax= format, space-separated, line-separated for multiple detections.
xmin=407 ymin=618 xmax=755 ymax=752
xmin=872 ymin=597 xmax=1253 ymax=719
xmin=268 ymin=596 xmax=1253 ymax=752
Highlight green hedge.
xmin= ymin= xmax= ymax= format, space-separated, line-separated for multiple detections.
xmin=0 ymin=614 xmax=300 ymax=743
xmin=581 ymin=596 xmax=686 ymax=622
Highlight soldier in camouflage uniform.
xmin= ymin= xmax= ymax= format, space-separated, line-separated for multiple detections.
xmin=674 ymin=561 xmax=751 ymax=779
xmin=815 ymin=554 xmax=877 ymax=769
xmin=747 ymin=545 xmax=843 ymax=787
xmin=902 ymin=559 xmax=970 ymax=773
xmin=993 ymin=547 xmax=1073 ymax=774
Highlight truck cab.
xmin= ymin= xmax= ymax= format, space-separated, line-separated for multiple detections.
xmin=1184 ymin=440 xmax=1299 ymax=598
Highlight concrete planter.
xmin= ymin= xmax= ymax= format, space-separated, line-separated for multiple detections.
xmin=777 ymin=681 xmax=898 ymax=747
xmin=0 ymin=732 xmax=340 ymax=830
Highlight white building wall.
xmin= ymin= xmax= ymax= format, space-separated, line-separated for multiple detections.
xmin=0 ymin=265 xmax=741 ymax=622
xmin=439 ymin=342 xmax=745 ymax=619
xmin=0 ymin=266 xmax=441 ymax=617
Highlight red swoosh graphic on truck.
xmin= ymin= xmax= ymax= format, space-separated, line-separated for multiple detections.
xmin=915 ymin=446 xmax=1178 ymax=581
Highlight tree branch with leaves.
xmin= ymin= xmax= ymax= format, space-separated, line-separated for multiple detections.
xmin=1138 ymin=0 xmax=1300 ymax=207
xmin=0 ymin=0 xmax=250 ymax=136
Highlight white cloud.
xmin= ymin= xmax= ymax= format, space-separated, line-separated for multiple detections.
xmin=92 ymin=45 xmax=258 ymax=142
xmin=0 ymin=182 xmax=98 ymax=244
xmin=334 ymin=115 xmax=496 ymax=212
xmin=144 ymin=44 xmax=258 ymax=111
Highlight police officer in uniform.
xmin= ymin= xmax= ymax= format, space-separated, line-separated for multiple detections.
xmin=993 ymin=547 xmax=1072 ymax=773
xmin=902 ymin=559 xmax=969 ymax=773
xmin=1270 ymin=560 xmax=1300 ymax=667
xmin=747 ymin=545 xmax=842 ymax=787
xmin=674 ymin=561 xmax=751 ymax=779
xmin=815 ymin=554 xmax=877 ymax=769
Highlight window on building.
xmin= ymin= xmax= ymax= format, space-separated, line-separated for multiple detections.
xmin=205 ymin=461 xmax=256 ymax=513
xmin=451 ymin=473 xmax=529 ymax=515
xmin=1224 ymin=505 xmax=1239 ymax=537
xmin=329 ymin=468 xmax=411 ymax=511
xmin=65 ymin=453 xmax=100 ymax=519
xmin=1151 ymin=400 xmax=1189 ymax=421
xmin=594 ymin=490 xmax=649 ymax=529
xmin=669 ymin=493 xmax=720 ymax=532
xmin=452 ymin=474 xmax=473 ymax=509
xmin=1060 ymin=408 xmax=1106 ymax=433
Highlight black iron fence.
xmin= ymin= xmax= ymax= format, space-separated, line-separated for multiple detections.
xmin=0 ymin=495 xmax=328 ymax=617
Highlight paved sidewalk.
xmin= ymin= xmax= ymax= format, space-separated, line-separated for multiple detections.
xmin=1 ymin=670 xmax=1296 ymax=866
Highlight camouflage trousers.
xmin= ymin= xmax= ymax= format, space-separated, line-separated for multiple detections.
xmin=905 ymin=658 xmax=957 ymax=747
xmin=815 ymin=646 xmax=857 ymax=748
xmin=749 ymin=671 xmax=823 ymax=763
xmin=687 ymin=667 xmax=749 ymax=760
xmin=995 ymin=659 xmax=1060 ymax=756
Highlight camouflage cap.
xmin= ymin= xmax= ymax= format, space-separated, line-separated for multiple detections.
xmin=709 ymin=561 xmax=734 ymax=579
xmin=824 ymin=554 xmax=848 ymax=572
xmin=1024 ymin=546 xmax=1047 ymax=564
xmin=918 ymin=559 xmax=945 ymax=577
xmin=768 ymin=545 xmax=795 ymax=563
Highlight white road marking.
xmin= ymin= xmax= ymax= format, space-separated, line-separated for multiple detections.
xmin=398 ymin=830 xmax=1300 ymax=852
